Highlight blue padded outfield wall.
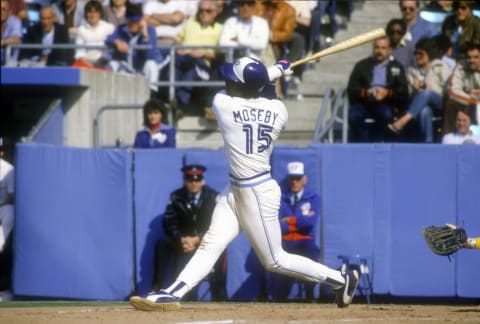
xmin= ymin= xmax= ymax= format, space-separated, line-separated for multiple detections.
xmin=14 ymin=144 xmax=134 ymax=300
xmin=13 ymin=143 xmax=480 ymax=301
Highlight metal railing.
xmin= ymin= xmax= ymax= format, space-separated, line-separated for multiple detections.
xmin=311 ymin=87 xmax=349 ymax=144
xmin=94 ymin=104 xmax=144 ymax=148
xmin=5 ymin=44 xmax=248 ymax=103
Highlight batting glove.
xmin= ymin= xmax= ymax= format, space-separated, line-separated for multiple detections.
xmin=267 ymin=60 xmax=293 ymax=82
xmin=275 ymin=60 xmax=292 ymax=74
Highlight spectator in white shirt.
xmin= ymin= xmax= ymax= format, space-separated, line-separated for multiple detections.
xmin=143 ymin=0 xmax=187 ymax=47
xmin=74 ymin=0 xmax=114 ymax=67
xmin=219 ymin=0 xmax=269 ymax=61
xmin=442 ymin=108 xmax=480 ymax=144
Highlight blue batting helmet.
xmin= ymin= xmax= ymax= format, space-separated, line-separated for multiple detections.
xmin=220 ymin=57 xmax=269 ymax=92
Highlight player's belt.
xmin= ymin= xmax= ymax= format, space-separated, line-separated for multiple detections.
xmin=230 ymin=171 xmax=271 ymax=187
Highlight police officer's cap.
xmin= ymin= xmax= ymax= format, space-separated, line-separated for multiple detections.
xmin=182 ymin=164 xmax=206 ymax=181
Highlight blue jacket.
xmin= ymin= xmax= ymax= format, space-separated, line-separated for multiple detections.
xmin=133 ymin=124 xmax=176 ymax=148
xmin=278 ymin=189 xmax=320 ymax=241
xmin=105 ymin=23 xmax=160 ymax=70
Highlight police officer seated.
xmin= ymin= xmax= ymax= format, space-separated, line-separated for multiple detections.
xmin=152 ymin=164 xmax=227 ymax=301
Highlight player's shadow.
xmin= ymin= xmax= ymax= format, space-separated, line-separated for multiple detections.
xmin=230 ymin=248 xmax=266 ymax=301
xmin=137 ymin=213 xmax=165 ymax=295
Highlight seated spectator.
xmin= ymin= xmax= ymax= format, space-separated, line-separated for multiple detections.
xmin=104 ymin=3 xmax=163 ymax=94
xmin=19 ymin=6 xmax=74 ymax=66
xmin=52 ymin=0 xmax=85 ymax=42
xmin=388 ymin=37 xmax=452 ymax=142
xmin=442 ymin=108 xmax=480 ymax=143
xmin=1 ymin=0 xmax=22 ymax=66
xmin=134 ymin=98 xmax=176 ymax=148
xmin=0 ymin=137 xmax=14 ymax=301
xmin=143 ymin=0 xmax=187 ymax=47
xmin=73 ymin=0 xmax=114 ymax=69
xmin=386 ymin=18 xmax=416 ymax=73
xmin=269 ymin=161 xmax=320 ymax=303
xmin=399 ymin=0 xmax=440 ymax=45
xmin=103 ymin=0 xmax=128 ymax=27
xmin=441 ymin=0 xmax=480 ymax=59
xmin=169 ymin=0 xmax=223 ymax=120
xmin=152 ymin=164 xmax=227 ymax=301
xmin=219 ymin=0 xmax=269 ymax=61
xmin=443 ymin=41 xmax=480 ymax=134
xmin=347 ymin=37 xmax=409 ymax=143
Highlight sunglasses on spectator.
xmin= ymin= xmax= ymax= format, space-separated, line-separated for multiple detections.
xmin=456 ymin=6 xmax=469 ymax=11
xmin=389 ymin=29 xmax=404 ymax=35
xmin=414 ymin=50 xmax=426 ymax=56
xmin=199 ymin=8 xmax=214 ymax=13
xmin=401 ymin=6 xmax=415 ymax=12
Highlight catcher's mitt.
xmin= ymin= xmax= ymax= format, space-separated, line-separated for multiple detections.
xmin=422 ymin=225 xmax=468 ymax=256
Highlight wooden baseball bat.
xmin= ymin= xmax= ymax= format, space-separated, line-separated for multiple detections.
xmin=290 ymin=27 xmax=386 ymax=68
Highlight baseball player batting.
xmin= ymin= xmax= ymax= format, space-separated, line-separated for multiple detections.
xmin=129 ymin=57 xmax=359 ymax=311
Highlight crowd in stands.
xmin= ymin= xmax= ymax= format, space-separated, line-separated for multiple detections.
xmin=2 ymin=0 xmax=479 ymax=143
xmin=347 ymin=0 xmax=480 ymax=144
xmin=1 ymin=0 xmax=346 ymax=119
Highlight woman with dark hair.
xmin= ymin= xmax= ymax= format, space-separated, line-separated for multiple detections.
xmin=103 ymin=0 xmax=128 ymax=26
xmin=73 ymin=0 xmax=114 ymax=67
xmin=388 ymin=37 xmax=452 ymax=142
xmin=134 ymin=98 xmax=176 ymax=148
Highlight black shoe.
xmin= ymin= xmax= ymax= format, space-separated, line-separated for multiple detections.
xmin=333 ymin=269 xmax=359 ymax=308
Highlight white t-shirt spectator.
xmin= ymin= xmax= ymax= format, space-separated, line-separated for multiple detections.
xmin=219 ymin=15 xmax=269 ymax=61
xmin=143 ymin=0 xmax=187 ymax=39
xmin=442 ymin=131 xmax=480 ymax=144
xmin=75 ymin=20 xmax=115 ymax=63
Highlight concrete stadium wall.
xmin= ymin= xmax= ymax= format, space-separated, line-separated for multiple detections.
xmin=1 ymin=67 xmax=149 ymax=148
xmin=12 ymin=143 xmax=480 ymax=301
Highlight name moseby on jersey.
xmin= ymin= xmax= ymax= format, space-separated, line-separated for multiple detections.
xmin=232 ymin=108 xmax=279 ymax=126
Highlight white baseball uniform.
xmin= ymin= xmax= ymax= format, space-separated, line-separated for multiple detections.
xmin=0 ymin=158 xmax=14 ymax=252
xmin=161 ymin=89 xmax=346 ymax=299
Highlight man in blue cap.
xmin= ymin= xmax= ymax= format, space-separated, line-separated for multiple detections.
xmin=104 ymin=3 xmax=164 ymax=94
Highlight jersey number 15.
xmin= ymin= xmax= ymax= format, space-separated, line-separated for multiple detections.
xmin=242 ymin=124 xmax=273 ymax=154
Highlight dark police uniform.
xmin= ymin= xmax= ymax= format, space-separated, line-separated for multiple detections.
xmin=152 ymin=165 xmax=227 ymax=301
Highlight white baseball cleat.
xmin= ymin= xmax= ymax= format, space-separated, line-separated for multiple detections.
xmin=333 ymin=269 xmax=359 ymax=308
xmin=129 ymin=290 xmax=181 ymax=312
